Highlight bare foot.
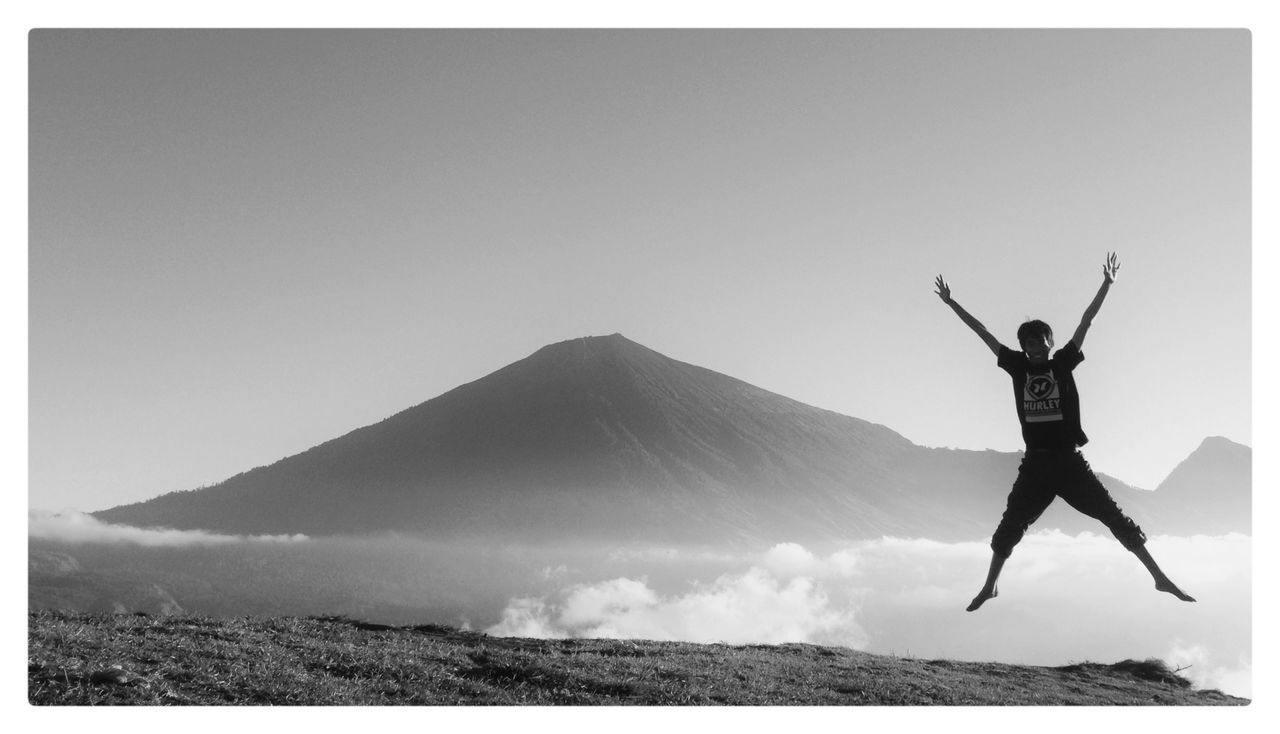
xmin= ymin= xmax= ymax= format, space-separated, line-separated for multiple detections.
xmin=966 ymin=587 xmax=998 ymax=612
xmin=1155 ymin=579 xmax=1196 ymax=602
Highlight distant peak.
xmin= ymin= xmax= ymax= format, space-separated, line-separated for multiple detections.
xmin=1154 ymin=434 xmax=1251 ymax=495
xmin=1155 ymin=434 xmax=1249 ymax=480
xmin=1194 ymin=436 xmax=1250 ymax=454
xmin=1200 ymin=435 xmax=1241 ymax=447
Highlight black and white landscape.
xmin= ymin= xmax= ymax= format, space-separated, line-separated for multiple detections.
xmin=28 ymin=28 xmax=1253 ymax=702
xmin=30 ymin=335 xmax=1252 ymax=695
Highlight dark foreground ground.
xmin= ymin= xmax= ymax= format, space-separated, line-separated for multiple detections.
xmin=28 ymin=611 xmax=1248 ymax=706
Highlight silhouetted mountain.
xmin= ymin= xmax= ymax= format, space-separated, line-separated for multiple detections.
xmin=1145 ymin=436 xmax=1251 ymax=536
xmin=93 ymin=334 xmax=1250 ymax=544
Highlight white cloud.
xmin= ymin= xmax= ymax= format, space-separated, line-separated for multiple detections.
xmin=557 ymin=577 xmax=659 ymax=628
xmin=488 ymin=597 xmax=566 ymax=639
xmin=488 ymin=531 xmax=1250 ymax=698
xmin=882 ymin=584 xmax=955 ymax=608
xmin=758 ymin=542 xmax=863 ymax=580
xmin=761 ymin=542 xmax=818 ymax=577
xmin=488 ymin=565 xmax=868 ymax=648
xmin=841 ymin=532 xmax=1251 ymax=698
xmin=1165 ymin=641 xmax=1252 ymax=699
xmin=28 ymin=510 xmax=308 ymax=546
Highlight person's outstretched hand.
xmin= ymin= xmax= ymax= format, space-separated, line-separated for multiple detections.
xmin=1103 ymin=252 xmax=1120 ymax=284
xmin=934 ymin=274 xmax=952 ymax=304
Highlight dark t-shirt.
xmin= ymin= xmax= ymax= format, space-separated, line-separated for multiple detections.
xmin=997 ymin=341 xmax=1088 ymax=450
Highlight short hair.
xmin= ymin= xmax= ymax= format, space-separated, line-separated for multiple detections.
xmin=1016 ymin=319 xmax=1053 ymax=345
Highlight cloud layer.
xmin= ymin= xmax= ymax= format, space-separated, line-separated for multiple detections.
xmin=28 ymin=510 xmax=308 ymax=546
xmin=488 ymin=532 xmax=1251 ymax=697
xmin=29 ymin=512 xmax=1249 ymax=698
xmin=488 ymin=565 xmax=867 ymax=647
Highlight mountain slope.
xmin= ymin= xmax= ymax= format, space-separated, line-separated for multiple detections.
xmin=96 ymin=335 xmax=921 ymax=543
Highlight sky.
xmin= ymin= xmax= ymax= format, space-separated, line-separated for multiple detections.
xmin=28 ymin=29 xmax=1249 ymax=513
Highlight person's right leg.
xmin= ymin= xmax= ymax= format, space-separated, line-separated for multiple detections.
xmin=971 ymin=457 xmax=1055 ymax=611
xmin=966 ymin=552 xmax=1006 ymax=611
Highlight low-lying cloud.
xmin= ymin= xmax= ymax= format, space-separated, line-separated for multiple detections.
xmin=487 ymin=531 xmax=1251 ymax=697
xmin=28 ymin=514 xmax=1250 ymax=698
xmin=28 ymin=510 xmax=309 ymax=546
xmin=488 ymin=566 xmax=867 ymax=647
xmin=1165 ymin=641 xmax=1252 ymax=699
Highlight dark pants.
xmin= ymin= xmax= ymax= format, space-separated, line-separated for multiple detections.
xmin=990 ymin=449 xmax=1146 ymax=558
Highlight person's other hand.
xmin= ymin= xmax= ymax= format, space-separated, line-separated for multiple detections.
xmin=934 ymin=274 xmax=952 ymax=304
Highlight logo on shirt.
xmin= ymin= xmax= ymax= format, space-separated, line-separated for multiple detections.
xmin=1026 ymin=375 xmax=1056 ymax=400
xmin=1023 ymin=371 xmax=1063 ymax=423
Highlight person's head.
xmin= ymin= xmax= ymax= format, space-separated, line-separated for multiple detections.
xmin=1016 ymin=320 xmax=1054 ymax=364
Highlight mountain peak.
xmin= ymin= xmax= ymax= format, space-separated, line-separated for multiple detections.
xmin=517 ymin=333 xmax=674 ymax=380
xmin=1151 ymin=436 xmax=1250 ymax=534
xmin=1195 ymin=435 xmax=1248 ymax=453
xmin=1159 ymin=435 xmax=1250 ymax=486
xmin=535 ymin=333 xmax=643 ymax=356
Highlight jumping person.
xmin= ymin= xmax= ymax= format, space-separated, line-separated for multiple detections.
xmin=935 ymin=253 xmax=1195 ymax=612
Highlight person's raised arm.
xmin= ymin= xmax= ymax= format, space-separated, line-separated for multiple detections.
xmin=935 ymin=275 xmax=1002 ymax=356
xmin=1069 ymin=252 xmax=1120 ymax=349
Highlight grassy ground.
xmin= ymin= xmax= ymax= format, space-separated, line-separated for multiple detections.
xmin=28 ymin=610 xmax=1247 ymax=706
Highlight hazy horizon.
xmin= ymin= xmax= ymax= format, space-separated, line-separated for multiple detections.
xmin=30 ymin=508 xmax=1250 ymax=698
xmin=29 ymin=29 xmax=1249 ymax=513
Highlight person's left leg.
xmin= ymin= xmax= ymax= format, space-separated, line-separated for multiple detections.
xmin=1129 ymin=544 xmax=1197 ymax=601
xmin=1058 ymin=452 xmax=1196 ymax=602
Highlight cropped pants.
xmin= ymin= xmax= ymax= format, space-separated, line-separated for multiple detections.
xmin=990 ymin=449 xmax=1147 ymax=558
